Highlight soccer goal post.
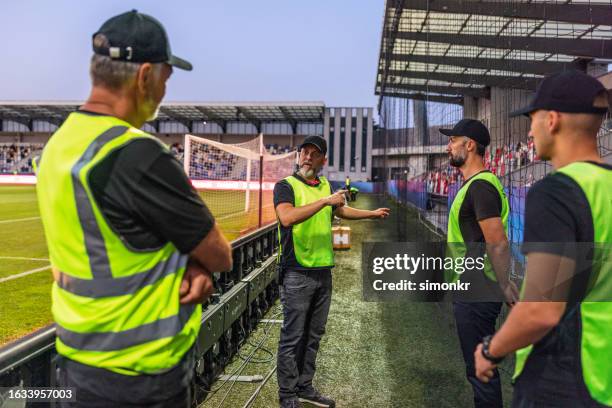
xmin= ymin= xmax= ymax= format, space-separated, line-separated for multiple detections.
xmin=183 ymin=133 xmax=297 ymax=233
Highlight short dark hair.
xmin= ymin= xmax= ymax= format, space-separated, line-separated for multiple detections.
xmin=475 ymin=142 xmax=486 ymax=157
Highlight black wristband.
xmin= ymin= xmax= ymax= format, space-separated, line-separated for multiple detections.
xmin=481 ymin=335 xmax=505 ymax=364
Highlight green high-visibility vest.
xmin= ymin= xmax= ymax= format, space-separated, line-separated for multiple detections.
xmin=279 ymin=175 xmax=334 ymax=268
xmin=514 ymin=162 xmax=612 ymax=406
xmin=446 ymin=171 xmax=509 ymax=283
xmin=37 ymin=112 xmax=201 ymax=376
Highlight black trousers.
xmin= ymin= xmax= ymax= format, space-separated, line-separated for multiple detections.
xmin=277 ymin=268 xmax=332 ymax=401
xmin=453 ymin=301 xmax=503 ymax=408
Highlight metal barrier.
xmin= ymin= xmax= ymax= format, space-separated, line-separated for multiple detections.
xmin=0 ymin=223 xmax=281 ymax=407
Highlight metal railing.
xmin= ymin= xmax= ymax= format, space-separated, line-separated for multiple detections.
xmin=0 ymin=223 xmax=280 ymax=406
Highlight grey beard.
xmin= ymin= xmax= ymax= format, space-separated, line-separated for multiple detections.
xmin=298 ymin=167 xmax=316 ymax=179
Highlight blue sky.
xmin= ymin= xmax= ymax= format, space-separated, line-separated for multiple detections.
xmin=0 ymin=1 xmax=385 ymax=109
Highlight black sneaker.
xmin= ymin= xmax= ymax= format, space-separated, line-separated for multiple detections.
xmin=280 ymin=397 xmax=303 ymax=408
xmin=297 ymin=389 xmax=336 ymax=408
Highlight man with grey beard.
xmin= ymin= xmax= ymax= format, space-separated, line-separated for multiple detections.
xmin=273 ymin=136 xmax=389 ymax=408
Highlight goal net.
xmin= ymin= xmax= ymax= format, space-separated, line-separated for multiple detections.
xmin=184 ymin=133 xmax=296 ymax=239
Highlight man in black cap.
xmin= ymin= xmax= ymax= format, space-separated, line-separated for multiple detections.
xmin=440 ymin=119 xmax=514 ymax=408
xmin=475 ymin=71 xmax=611 ymax=407
xmin=36 ymin=10 xmax=232 ymax=407
xmin=274 ymin=135 xmax=389 ymax=408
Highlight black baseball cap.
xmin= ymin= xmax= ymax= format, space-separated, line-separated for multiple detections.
xmin=299 ymin=136 xmax=327 ymax=155
xmin=439 ymin=119 xmax=491 ymax=147
xmin=93 ymin=10 xmax=192 ymax=71
xmin=510 ymin=70 xmax=608 ymax=117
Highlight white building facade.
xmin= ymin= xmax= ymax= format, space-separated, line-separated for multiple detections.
xmin=322 ymin=107 xmax=373 ymax=182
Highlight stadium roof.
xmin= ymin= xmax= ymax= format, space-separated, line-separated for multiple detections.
xmin=376 ymin=0 xmax=612 ymax=106
xmin=0 ymin=101 xmax=325 ymax=133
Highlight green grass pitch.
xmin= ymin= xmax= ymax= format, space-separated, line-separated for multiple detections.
xmin=0 ymin=185 xmax=254 ymax=345
xmin=0 ymin=189 xmax=514 ymax=406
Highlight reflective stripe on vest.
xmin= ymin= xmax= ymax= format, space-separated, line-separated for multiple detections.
xmin=72 ymin=125 xmax=127 ymax=279
xmin=55 ymin=250 xmax=185 ymax=298
xmin=283 ymin=175 xmax=334 ymax=268
xmin=37 ymin=113 xmax=201 ymax=375
xmin=56 ymin=304 xmax=195 ymax=351
xmin=513 ymin=162 xmax=612 ymax=406
xmin=446 ymin=171 xmax=509 ymax=283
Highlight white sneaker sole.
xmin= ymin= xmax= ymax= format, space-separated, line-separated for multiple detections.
xmin=298 ymin=397 xmax=334 ymax=408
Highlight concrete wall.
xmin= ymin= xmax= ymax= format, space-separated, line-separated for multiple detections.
xmin=413 ymin=100 xmax=428 ymax=145
xmin=461 ymin=87 xmax=530 ymax=151
xmin=372 ymin=153 xmax=443 ymax=178
xmin=488 ymin=87 xmax=531 ymax=149
xmin=463 ymin=96 xmax=479 ymax=119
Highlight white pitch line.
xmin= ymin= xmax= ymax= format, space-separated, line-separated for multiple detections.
xmin=0 ymin=256 xmax=49 ymax=262
xmin=0 ymin=216 xmax=40 ymax=224
xmin=0 ymin=265 xmax=51 ymax=284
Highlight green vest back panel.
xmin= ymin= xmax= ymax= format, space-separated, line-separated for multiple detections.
xmin=446 ymin=171 xmax=509 ymax=282
xmin=513 ymin=162 xmax=612 ymax=406
xmin=37 ymin=112 xmax=201 ymax=375
xmin=283 ymin=175 xmax=334 ymax=268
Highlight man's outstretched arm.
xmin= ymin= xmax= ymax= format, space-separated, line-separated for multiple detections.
xmin=334 ymin=206 xmax=390 ymax=220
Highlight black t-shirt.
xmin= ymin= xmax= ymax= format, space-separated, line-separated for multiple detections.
xmin=520 ymin=164 xmax=612 ymax=253
xmin=458 ymin=171 xmax=503 ymax=243
xmin=517 ymin=162 xmax=612 ymax=398
xmin=273 ymin=172 xmax=334 ymax=271
xmin=88 ymin=137 xmax=215 ymax=253
xmin=520 ymin=162 xmax=612 ymax=299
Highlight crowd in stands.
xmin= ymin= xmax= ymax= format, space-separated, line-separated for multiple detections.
xmin=420 ymin=139 xmax=538 ymax=196
xmin=0 ymin=144 xmax=43 ymax=174
xmin=189 ymin=144 xmax=239 ymax=180
xmin=423 ymin=166 xmax=461 ymax=196
xmin=0 ymin=140 xmax=294 ymax=177
xmin=170 ymin=142 xmax=291 ymax=164
xmin=180 ymin=142 xmax=294 ymax=180
xmin=265 ymin=144 xmax=292 ymax=155
xmin=170 ymin=142 xmax=184 ymax=162
xmin=485 ymin=140 xmax=537 ymax=177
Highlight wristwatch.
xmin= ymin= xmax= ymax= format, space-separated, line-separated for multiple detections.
xmin=481 ymin=335 xmax=505 ymax=364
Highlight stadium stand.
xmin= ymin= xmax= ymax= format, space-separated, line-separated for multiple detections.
xmin=265 ymin=143 xmax=292 ymax=155
xmin=0 ymin=141 xmax=294 ymax=174
xmin=418 ymin=140 xmax=538 ymax=196
xmin=189 ymin=143 xmax=239 ymax=180
xmin=0 ymin=143 xmax=43 ymax=174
